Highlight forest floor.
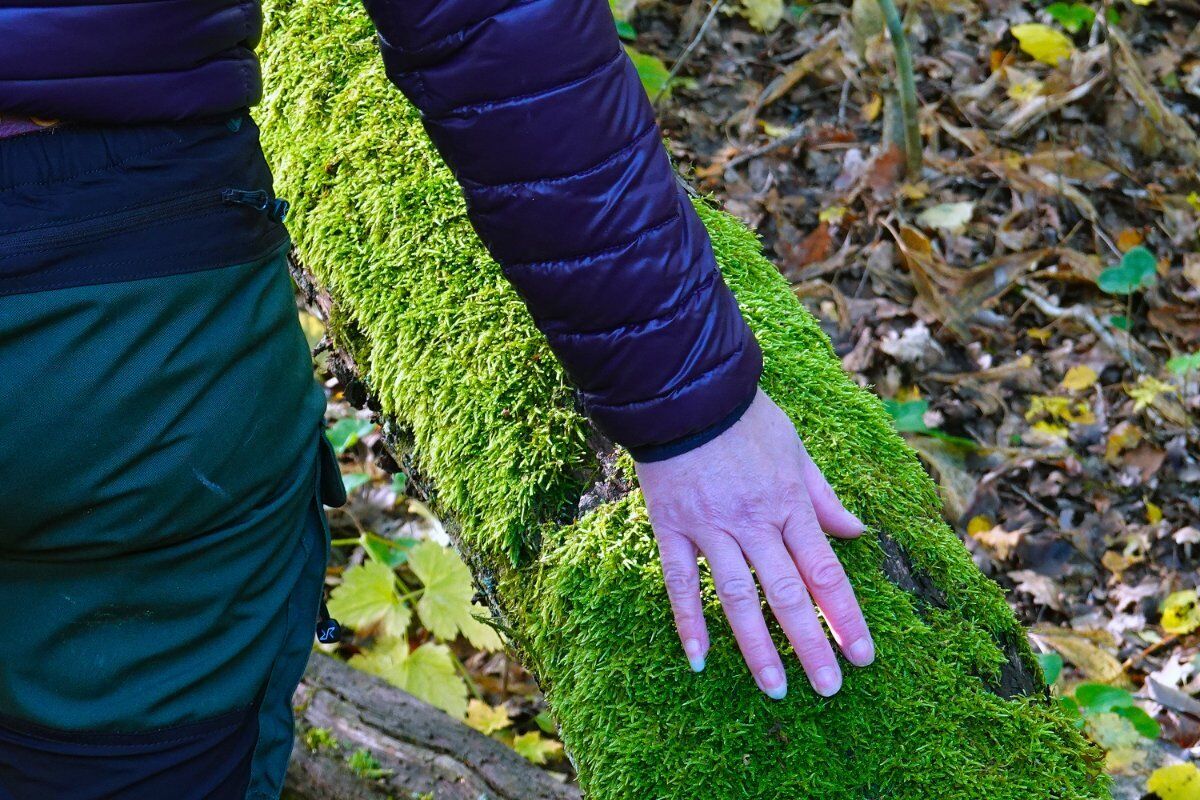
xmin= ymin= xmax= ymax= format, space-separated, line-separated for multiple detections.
xmin=314 ymin=0 xmax=1200 ymax=795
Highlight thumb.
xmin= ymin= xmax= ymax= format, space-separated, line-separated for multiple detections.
xmin=797 ymin=444 xmax=864 ymax=538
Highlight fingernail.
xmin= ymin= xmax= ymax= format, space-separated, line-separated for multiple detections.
xmin=848 ymin=638 xmax=875 ymax=667
xmin=813 ymin=666 xmax=841 ymax=697
xmin=757 ymin=667 xmax=787 ymax=700
xmin=684 ymin=639 xmax=706 ymax=673
xmin=846 ymin=512 xmax=866 ymax=535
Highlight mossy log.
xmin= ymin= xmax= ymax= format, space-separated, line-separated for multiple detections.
xmin=259 ymin=2 xmax=1110 ymax=797
xmin=284 ymin=654 xmax=580 ymax=800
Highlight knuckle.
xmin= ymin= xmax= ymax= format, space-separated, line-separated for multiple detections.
xmin=661 ymin=567 xmax=698 ymax=597
xmin=674 ymin=608 xmax=703 ymax=630
xmin=778 ymin=480 xmax=809 ymax=506
xmin=742 ymin=646 xmax=778 ymax=672
xmin=716 ymin=577 xmax=759 ymax=610
xmin=807 ymin=556 xmax=847 ymax=593
xmin=650 ymin=501 xmax=690 ymax=532
xmin=765 ymin=575 xmax=809 ymax=611
xmin=793 ymin=635 xmax=833 ymax=665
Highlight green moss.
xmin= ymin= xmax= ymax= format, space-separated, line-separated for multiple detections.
xmin=258 ymin=3 xmax=1108 ymax=797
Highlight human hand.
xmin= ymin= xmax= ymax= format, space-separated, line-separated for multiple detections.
xmin=635 ymin=388 xmax=874 ymax=699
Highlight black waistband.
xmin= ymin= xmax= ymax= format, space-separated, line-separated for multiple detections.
xmin=0 ymin=113 xmax=289 ymax=297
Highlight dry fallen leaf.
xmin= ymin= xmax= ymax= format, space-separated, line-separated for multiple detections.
xmin=1032 ymin=625 xmax=1128 ymax=684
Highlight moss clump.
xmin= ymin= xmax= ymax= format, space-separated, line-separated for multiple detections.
xmin=258 ymin=4 xmax=1109 ymax=797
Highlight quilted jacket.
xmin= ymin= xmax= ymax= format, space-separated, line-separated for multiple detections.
xmin=0 ymin=0 xmax=764 ymax=460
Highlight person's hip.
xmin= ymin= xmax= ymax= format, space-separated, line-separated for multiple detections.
xmin=0 ymin=114 xmax=331 ymax=798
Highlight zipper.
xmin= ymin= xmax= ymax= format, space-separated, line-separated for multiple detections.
xmin=0 ymin=187 xmax=288 ymax=257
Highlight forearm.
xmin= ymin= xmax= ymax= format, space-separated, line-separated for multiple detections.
xmin=360 ymin=0 xmax=762 ymax=456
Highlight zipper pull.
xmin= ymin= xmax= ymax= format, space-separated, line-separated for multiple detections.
xmin=222 ymin=189 xmax=290 ymax=223
xmin=316 ymin=599 xmax=342 ymax=645
xmin=222 ymin=188 xmax=269 ymax=211
xmin=268 ymin=198 xmax=290 ymax=223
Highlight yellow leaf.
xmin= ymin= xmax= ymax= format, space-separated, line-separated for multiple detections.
xmin=511 ymin=731 xmax=564 ymax=765
xmin=1007 ymin=79 xmax=1044 ymax=101
xmin=1011 ymin=23 xmax=1075 ymax=66
xmin=1027 ymin=327 xmax=1054 ymax=343
xmin=862 ymin=93 xmax=883 ymax=122
xmin=349 ymin=639 xmax=469 ymax=718
xmin=1106 ymin=421 xmax=1143 ymax=463
xmin=1127 ymin=375 xmax=1178 ymax=412
xmin=967 ymin=515 xmax=994 ymax=536
xmin=465 ymin=699 xmax=513 ymax=735
xmin=1027 ymin=395 xmax=1095 ymax=425
xmin=1148 ymin=763 xmax=1200 ymax=800
xmin=917 ymin=202 xmax=976 ymax=232
xmin=1062 ymin=365 xmax=1099 ymax=392
xmin=1032 ymin=420 xmax=1069 ymax=439
xmin=1128 ymin=0 xmax=1153 ymax=6
xmin=819 ymin=206 xmax=848 ymax=223
xmin=1188 ymin=192 xmax=1200 ymax=213
xmin=1161 ymin=591 xmax=1200 ymax=635
xmin=760 ymin=120 xmax=791 ymax=138
xmin=1102 ymin=550 xmax=1142 ymax=580
xmin=408 ymin=541 xmax=476 ymax=640
xmin=1147 ymin=499 xmax=1163 ymax=525
xmin=326 ymin=561 xmax=412 ymax=639
xmin=973 ymin=526 xmax=1023 ymax=560
xmin=741 ymin=0 xmax=784 ymax=31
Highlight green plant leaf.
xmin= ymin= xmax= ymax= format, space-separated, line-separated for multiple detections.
xmin=1167 ymin=352 xmax=1200 ymax=375
xmin=346 ymin=748 xmax=391 ymax=779
xmin=615 ymin=18 xmax=636 ymax=40
xmin=1074 ymin=682 xmax=1135 ymax=713
xmin=534 ymin=710 xmax=557 ymax=735
xmin=350 ymin=639 xmax=468 ymax=718
xmin=327 ymin=560 xmax=411 ymax=638
xmin=1097 ymin=246 xmax=1157 ymax=295
xmin=459 ymin=604 xmax=505 ymax=651
xmin=362 ymin=534 xmax=418 ymax=569
xmin=1038 ymin=652 xmax=1064 ymax=685
xmin=1112 ymin=705 xmax=1161 ymax=739
xmin=1044 ymin=2 xmax=1095 ymax=33
xmin=883 ymin=399 xmax=931 ymax=433
xmin=341 ymin=471 xmax=370 ymax=495
xmin=408 ymin=541 xmax=478 ymax=641
xmin=511 ymin=731 xmax=564 ymax=765
xmin=325 ymin=417 xmax=376 ymax=455
xmin=624 ymin=46 xmax=672 ymax=99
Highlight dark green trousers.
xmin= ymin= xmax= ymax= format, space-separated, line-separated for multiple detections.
xmin=0 ymin=118 xmax=333 ymax=799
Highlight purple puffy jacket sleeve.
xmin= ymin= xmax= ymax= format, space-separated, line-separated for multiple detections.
xmin=361 ymin=0 xmax=763 ymax=460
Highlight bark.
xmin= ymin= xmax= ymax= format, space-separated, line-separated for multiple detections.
xmin=284 ymin=654 xmax=580 ymax=800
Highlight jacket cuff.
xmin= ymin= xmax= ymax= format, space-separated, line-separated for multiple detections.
xmin=626 ymin=387 xmax=757 ymax=463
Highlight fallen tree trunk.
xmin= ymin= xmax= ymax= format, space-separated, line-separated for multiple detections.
xmin=284 ymin=654 xmax=579 ymax=800
xmin=258 ymin=3 xmax=1110 ymax=797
